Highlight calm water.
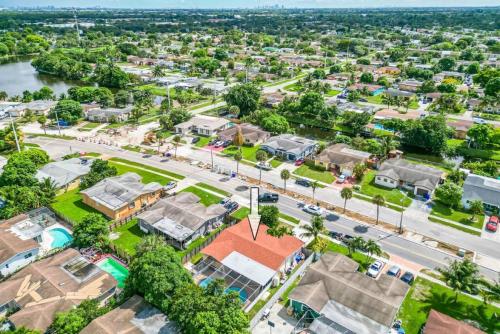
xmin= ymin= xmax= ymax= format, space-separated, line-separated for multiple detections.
xmin=0 ymin=57 xmax=80 ymax=97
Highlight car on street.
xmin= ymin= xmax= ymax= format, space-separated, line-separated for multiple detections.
xmin=256 ymin=162 xmax=272 ymax=170
xmin=295 ymin=178 xmax=311 ymax=187
xmin=400 ymin=271 xmax=415 ymax=285
xmin=486 ymin=216 xmax=498 ymax=232
xmin=191 ymin=137 xmax=200 ymax=144
xmin=367 ymin=260 xmax=385 ymax=278
xmin=164 ymin=181 xmax=177 ymax=190
xmin=386 ymin=265 xmax=402 ymax=278
xmin=303 ymin=205 xmax=323 ymax=216
xmin=294 ymin=158 xmax=305 ymax=166
xmin=473 ymin=117 xmax=486 ymax=124
xmin=329 ymin=231 xmax=344 ymax=240
xmin=142 ymin=154 xmax=152 ymax=158
xmin=258 ymin=192 xmax=279 ymax=203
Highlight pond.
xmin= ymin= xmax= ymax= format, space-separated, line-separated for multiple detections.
xmin=0 ymin=56 xmax=80 ymax=97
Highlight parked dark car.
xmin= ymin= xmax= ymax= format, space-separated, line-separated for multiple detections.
xmin=142 ymin=154 xmax=152 ymax=158
xmin=225 ymin=201 xmax=239 ymax=213
xmin=295 ymin=178 xmax=311 ymax=187
xmin=329 ymin=231 xmax=344 ymax=240
xmin=400 ymin=271 xmax=415 ymax=285
xmin=191 ymin=137 xmax=200 ymax=144
xmin=387 ymin=265 xmax=402 ymax=278
xmin=258 ymin=192 xmax=279 ymax=203
xmin=222 ymin=140 xmax=232 ymax=148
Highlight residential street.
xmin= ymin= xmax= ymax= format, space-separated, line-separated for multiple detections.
xmin=28 ymin=136 xmax=500 ymax=280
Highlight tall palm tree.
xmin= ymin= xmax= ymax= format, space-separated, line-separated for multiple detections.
xmin=478 ymin=279 xmax=500 ymax=305
xmin=381 ymin=93 xmax=392 ymax=109
xmin=234 ymin=151 xmax=242 ymax=175
xmin=155 ymin=131 xmax=167 ymax=153
xmin=0 ymin=91 xmax=7 ymax=101
xmin=152 ymin=65 xmax=165 ymax=79
xmin=347 ymin=236 xmax=365 ymax=256
xmin=468 ymin=200 xmax=483 ymax=223
xmin=311 ymin=180 xmax=319 ymax=202
xmin=372 ymin=194 xmax=385 ymax=225
xmin=380 ymin=135 xmax=398 ymax=158
xmin=364 ymin=239 xmax=382 ymax=261
xmin=255 ymin=150 xmax=268 ymax=184
xmin=172 ymin=135 xmax=181 ymax=158
xmin=340 ymin=187 xmax=353 ymax=213
xmin=280 ymin=169 xmax=290 ymax=191
xmin=438 ymin=259 xmax=481 ymax=302
xmin=244 ymin=57 xmax=255 ymax=83
xmin=40 ymin=177 xmax=58 ymax=199
xmin=300 ymin=215 xmax=326 ymax=244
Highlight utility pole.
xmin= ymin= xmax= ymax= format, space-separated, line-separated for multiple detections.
xmin=166 ymin=81 xmax=171 ymax=113
xmin=53 ymin=107 xmax=62 ymax=136
xmin=399 ymin=198 xmax=404 ymax=234
xmin=73 ymin=8 xmax=80 ymax=46
xmin=7 ymin=110 xmax=20 ymax=152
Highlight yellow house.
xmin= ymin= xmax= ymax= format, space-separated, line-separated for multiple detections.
xmin=81 ymin=172 xmax=163 ymax=221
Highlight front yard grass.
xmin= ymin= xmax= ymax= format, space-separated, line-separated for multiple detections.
xmin=109 ymin=162 xmax=173 ymax=185
xmin=195 ymin=182 xmax=231 ymax=197
xmin=293 ymin=164 xmax=335 ymax=184
xmin=357 ymin=170 xmax=412 ymax=207
xmin=397 ymin=277 xmax=499 ymax=334
xmin=78 ymin=122 xmax=101 ymax=131
xmin=428 ymin=216 xmax=482 ymax=236
xmin=108 ymin=158 xmax=184 ymax=180
xmin=193 ymin=136 xmax=212 ymax=148
xmin=222 ymin=145 xmax=261 ymax=162
xmin=51 ymin=188 xmax=107 ymax=224
xmin=230 ymin=207 xmax=250 ymax=221
xmin=111 ymin=218 xmax=145 ymax=256
xmin=430 ymin=201 xmax=485 ymax=229
xmin=181 ymin=186 xmax=222 ymax=206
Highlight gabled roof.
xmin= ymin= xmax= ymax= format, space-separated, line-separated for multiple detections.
xmin=316 ymin=144 xmax=371 ymax=166
xmin=81 ymin=295 xmax=179 ymax=334
xmin=289 ymin=252 xmax=409 ymax=328
xmin=81 ymin=172 xmax=162 ymax=211
xmin=262 ymin=134 xmax=317 ymax=155
xmin=36 ymin=158 xmax=93 ymax=188
xmin=462 ymin=174 xmax=500 ymax=205
xmin=377 ymin=158 xmax=443 ymax=190
xmin=423 ymin=309 xmax=485 ymax=334
xmin=201 ymin=218 xmax=304 ymax=271
xmin=0 ymin=248 xmax=117 ymax=332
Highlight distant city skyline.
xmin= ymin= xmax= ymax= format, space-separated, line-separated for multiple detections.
xmin=0 ymin=0 xmax=499 ymax=9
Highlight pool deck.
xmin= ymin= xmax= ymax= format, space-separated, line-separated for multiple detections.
xmin=39 ymin=223 xmax=73 ymax=253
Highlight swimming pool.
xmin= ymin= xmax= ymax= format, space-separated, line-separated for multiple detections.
xmin=48 ymin=228 xmax=73 ymax=248
xmin=96 ymin=257 xmax=129 ymax=288
xmin=199 ymin=277 xmax=213 ymax=288
xmin=225 ymin=286 xmax=248 ymax=302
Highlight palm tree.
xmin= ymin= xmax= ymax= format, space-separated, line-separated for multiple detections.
xmin=403 ymin=96 xmax=413 ymax=112
xmin=340 ymin=187 xmax=353 ymax=213
xmin=155 ymin=131 xmax=167 ymax=153
xmin=438 ymin=259 xmax=481 ymax=302
xmin=372 ymin=194 xmax=385 ymax=225
xmin=37 ymin=115 xmax=47 ymax=135
xmin=380 ymin=135 xmax=398 ymax=158
xmin=468 ymin=200 xmax=483 ymax=223
xmin=255 ymin=150 xmax=268 ymax=184
xmin=364 ymin=239 xmax=382 ymax=261
xmin=347 ymin=236 xmax=365 ymax=256
xmin=381 ymin=93 xmax=392 ymax=109
xmin=478 ymin=279 xmax=500 ymax=305
xmin=311 ymin=180 xmax=319 ymax=202
xmin=172 ymin=135 xmax=181 ymax=158
xmin=280 ymin=169 xmax=290 ymax=191
xmin=39 ymin=177 xmax=58 ymax=198
xmin=234 ymin=151 xmax=242 ymax=175
xmin=300 ymin=215 xmax=326 ymax=244
xmin=0 ymin=91 xmax=7 ymax=101
xmin=244 ymin=57 xmax=255 ymax=83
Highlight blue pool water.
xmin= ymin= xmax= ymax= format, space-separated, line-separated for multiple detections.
xmin=49 ymin=228 xmax=73 ymax=248
xmin=225 ymin=286 xmax=248 ymax=302
xmin=199 ymin=277 xmax=213 ymax=288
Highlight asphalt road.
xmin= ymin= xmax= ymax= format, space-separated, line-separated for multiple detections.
xmin=28 ymin=137 xmax=499 ymax=280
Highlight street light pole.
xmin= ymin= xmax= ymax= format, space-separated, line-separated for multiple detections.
xmin=53 ymin=107 xmax=62 ymax=136
xmin=399 ymin=198 xmax=404 ymax=234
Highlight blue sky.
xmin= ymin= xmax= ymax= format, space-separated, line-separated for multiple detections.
xmin=0 ymin=0 xmax=498 ymax=8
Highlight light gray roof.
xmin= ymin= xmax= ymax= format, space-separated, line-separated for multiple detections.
xmin=175 ymin=115 xmax=230 ymax=131
xmin=462 ymin=174 xmax=500 ymax=206
xmin=81 ymin=172 xmax=162 ymax=211
xmin=262 ymin=134 xmax=317 ymax=155
xmin=221 ymin=251 xmax=276 ymax=286
xmin=289 ymin=252 xmax=409 ymax=328
xmin=10 ymin=100 xmax=56 ymax=112
xmin=87 ymin=107 xmax=132 ymax=118
xmin=138 ymin=192 xmax=227 ymax=242
xmin=377 ymin=158 xmax=443 ymax=191
xmin=36 ymin=158 xmax=93 ymax=188
xmin=316 ymin=144 xmax=371 ymax=166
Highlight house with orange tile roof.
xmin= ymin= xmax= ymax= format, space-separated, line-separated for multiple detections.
xmin=193 ymin=218 xmax=304 ymax=306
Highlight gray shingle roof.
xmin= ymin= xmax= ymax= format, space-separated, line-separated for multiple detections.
xmin=80 ymin=172 xmax=162 ymax=211
xmin=262 ymin=134 xmax=317 ymax=155
xmin=462 ymin=174 xmax=500 ymax=206
xmin=377 ymin=158 xmax=443 ymax=190
xmin=36 ymin=158 xmax=93 ymax=188
xmin=289 ymin=252 xmax=409 ymax=328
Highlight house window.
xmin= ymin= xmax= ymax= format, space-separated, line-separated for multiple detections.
xmin=24 ymin=253 xmax=32 ymax=259
xmin=383 ymin=178 xmax=387 ymax=182
xmin=129 ymin=202 xmax=136 ymax=209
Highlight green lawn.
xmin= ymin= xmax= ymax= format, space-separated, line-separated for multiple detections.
xmin=109 ymin=162 xmax=173 ymax=185
xmin=283 ymin=83 xmax=301 ymax=92
xmin=78 ymin=122 xmax=101 ymax=131
xmin=51 ymin=188 xmax=107 ymax=224
xmin=222 ymin=145 xmax=261 ymax=162
xmin=448 ymin=139 xmax=500 ymax=162
xmin=83 ymin=152 xmax=101 ymax=157
xmin=121 ymin=145 xmax=142 ymax=153
xmin=270 ymin=158 xmax=283 ymax=168
xmin=293 ymin=164 xmax=335 ymax=184
xmin=430 ymin=201 xmax=485 ymax=229
xmin=326 ymin=89 xmax=341 ymax=97
xmin=364 ymin=94 xmax=419 ymax=109
xmin=111 ymin=219 xmax=145 ymax=256
xmin=398 ymin=277 xmax=499 ymax=334
xmin=357 ymin=170 xmax=412 ymax=207
xmin=279 ymin=212 xmax=300 ymax=224
xmin=104 ymin=123 xmax=124 ymax=130
xmin=312 ymin=238 xmax=371 ymax=271
xmin=195 ymin=182 xmax=231 ymax=197
xmin=193 ymin=136 xmax=212 ymax=148
xmin=428 ymin=216 xmax=482 ymax=236
xmin=180 ymin=224 xmax=227 ymax=258
xmin=181 ymin=186 xmax=222 ymax=206
xmin=108 ymin=158 xmax=184 ymax=180
xmin=230 ymin=207 xmax=250 ymax=221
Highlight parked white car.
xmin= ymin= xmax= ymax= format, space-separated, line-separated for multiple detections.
xmin=303 ymin=205 xmax=323 ymax=216
xmin=367 ymin=260 xmax=385 ymax=278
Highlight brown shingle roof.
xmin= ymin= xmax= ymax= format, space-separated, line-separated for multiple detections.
xmin=0 ymin=214 xmax=39 ymax=264
xmin=424 ymin=309 xmax=485 ymax=334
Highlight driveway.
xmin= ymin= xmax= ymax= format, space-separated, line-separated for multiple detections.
xmin=252 ymin=303 xmax=298 ymax=334
xmin=481 ymin=216 xmax=500 ymax=242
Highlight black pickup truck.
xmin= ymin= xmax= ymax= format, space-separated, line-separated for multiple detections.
xmin=258 ymin=192 xmax=279 ymax=203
